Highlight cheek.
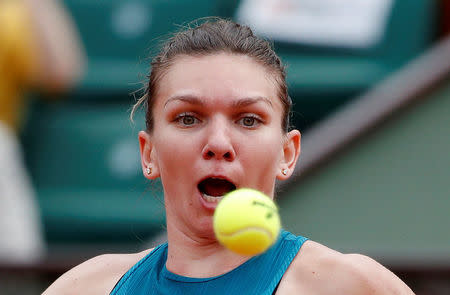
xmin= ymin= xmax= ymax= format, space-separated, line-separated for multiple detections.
xmin=153 ymin=135 xmax=200 ymax=207
xmin=154 ymin=134 xmax=198 ymax=178
xmin=241 ymin=132 xmax=283 ymax=176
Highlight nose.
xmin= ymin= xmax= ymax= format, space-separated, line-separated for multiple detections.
xmin=202 ymin=120 xmax=236 ymax=162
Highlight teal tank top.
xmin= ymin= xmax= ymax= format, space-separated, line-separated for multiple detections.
xmin=110 ymin=230 xmax=308 ymax=295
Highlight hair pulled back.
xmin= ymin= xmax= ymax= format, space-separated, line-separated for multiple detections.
xmin=132 ymin=18 xmax=292 ymax=132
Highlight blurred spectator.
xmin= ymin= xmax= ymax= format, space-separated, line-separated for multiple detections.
xmin=0 ymin=0 xmax=84 ymax=263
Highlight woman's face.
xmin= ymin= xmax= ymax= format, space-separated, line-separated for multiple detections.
xmin=139 ymin=53 xmax=300 ymax=238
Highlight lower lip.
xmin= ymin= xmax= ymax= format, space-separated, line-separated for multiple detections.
xmin=198 ymin=190 xmax=221 ymax=211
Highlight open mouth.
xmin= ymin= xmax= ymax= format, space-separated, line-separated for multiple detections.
xmin=198 ymin=178 xmax=236 ymax=203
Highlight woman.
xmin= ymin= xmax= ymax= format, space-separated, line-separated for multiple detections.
xmin=44 ymin=19 xmax=414 ymax=294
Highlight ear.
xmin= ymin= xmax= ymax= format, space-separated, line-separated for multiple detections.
xmin=277 ymin=130 xmax=301 ymax=180
xmin=138 ymin=130 xmax=160 ymax=180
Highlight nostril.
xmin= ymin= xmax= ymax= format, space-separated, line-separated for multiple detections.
xmin=203 ymin=145 xmax=235 ymax=161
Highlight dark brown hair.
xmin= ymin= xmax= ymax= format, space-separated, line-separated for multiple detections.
xmin=132 ymin=18 xmax=292 ymax=132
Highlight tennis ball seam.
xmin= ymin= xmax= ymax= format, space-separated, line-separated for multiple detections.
xmin=217 ymin=226 xmax=274 ymax=240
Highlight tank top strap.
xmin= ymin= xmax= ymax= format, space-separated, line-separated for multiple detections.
xmin=110 ymin=243 xmax=168 ymax=294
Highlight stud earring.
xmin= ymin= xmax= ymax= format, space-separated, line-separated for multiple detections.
xmin=282 ymin=169 xmax=288 ymax=176
xmin=146 ymin=167 xmax=152 ymax=175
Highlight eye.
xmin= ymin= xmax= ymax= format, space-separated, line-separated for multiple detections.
xmin=182 ymin=115 xmax=196 ymax=125
xmin=242 ymin=117 xmax=255 ymax=126
xmin=175 ymin=113 xmax=200 ymax=126
xmin=237 ymin=115 xmax=262 ymax=128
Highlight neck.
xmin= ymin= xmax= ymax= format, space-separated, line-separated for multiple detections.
xmin=164 ymin=222 xmax=250 ymax=278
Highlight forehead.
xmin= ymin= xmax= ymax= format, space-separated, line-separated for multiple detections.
xmin=155 ymin=53 xmax=281 ymax=109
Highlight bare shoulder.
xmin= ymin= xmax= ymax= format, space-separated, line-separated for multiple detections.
xmin=278 ymin=240 xmax=414 ymax=295
xmin=42 ymin=248 xmax=153 ymax=295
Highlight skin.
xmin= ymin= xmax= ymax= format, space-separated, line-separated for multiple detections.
xmin=43 ymin=53 xmax=414 ymax=294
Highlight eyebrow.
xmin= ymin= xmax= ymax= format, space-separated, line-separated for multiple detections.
xmin=164 ymin=95 xmax=273 ymax=109
xmin=164 ymin=95 xmax=204 ymax=108
xmin=232 ymin=96 xmax=273 ymax=108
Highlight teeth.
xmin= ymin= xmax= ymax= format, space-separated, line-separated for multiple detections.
xmin=201 ymin=193 xmax=223 ymax=203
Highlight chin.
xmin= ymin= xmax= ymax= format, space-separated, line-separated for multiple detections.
xmin=195 ymin=217 xmax=216 ymax=240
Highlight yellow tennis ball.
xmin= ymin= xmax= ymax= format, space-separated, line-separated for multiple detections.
xmin=213 ymin=188 xmax=281 ymax=256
